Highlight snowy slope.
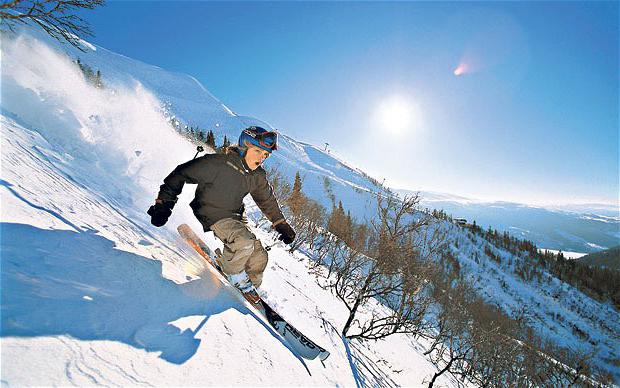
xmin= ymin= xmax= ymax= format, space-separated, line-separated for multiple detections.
xmin=440 ymin=222 xmax=620 ymax=380
xmin=1 ymin=27 xmax=457 ymax=386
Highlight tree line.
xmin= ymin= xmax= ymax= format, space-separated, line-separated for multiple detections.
xmin=169 ymin=123 xmax=236 ymax=154
xmin=468 ymin=222 xmax=620 ymax=310
xmin=73 ymin=58 xmax=104 ymax=88
xmin=266 ymin=171 xmax=612 ymax=386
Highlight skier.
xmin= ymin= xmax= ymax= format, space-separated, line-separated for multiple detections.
xmin=147 ymin=126 xmax=296 ymax=304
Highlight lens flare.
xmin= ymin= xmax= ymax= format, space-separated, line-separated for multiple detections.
xmin=454 ymin=63 xmax=469 ymax=76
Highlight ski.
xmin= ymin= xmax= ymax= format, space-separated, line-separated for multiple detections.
xmin=177 ymin=223 xmax=330 ymax=361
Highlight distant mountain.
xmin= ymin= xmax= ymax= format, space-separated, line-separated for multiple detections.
xmin=396 ymin=189 xmax=620 ymax=254
xmin=577 ymin=246 xmax=620 ymax=270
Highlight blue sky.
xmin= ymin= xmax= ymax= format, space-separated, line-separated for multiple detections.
xmin=79 ymin=1 xmax=618 ymax=206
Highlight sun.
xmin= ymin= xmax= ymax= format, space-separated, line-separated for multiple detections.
xmin=375 ymin=95 xmax=417 ymax=135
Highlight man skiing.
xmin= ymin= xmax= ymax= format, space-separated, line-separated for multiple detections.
xmin=147 ymin=126 xmax=296 ymax=304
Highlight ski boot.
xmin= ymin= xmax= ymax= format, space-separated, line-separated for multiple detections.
xmin=214 ymin=248 xmax=224 ymax=272
xmin=228 ymin=271 xmax=261 ymax=305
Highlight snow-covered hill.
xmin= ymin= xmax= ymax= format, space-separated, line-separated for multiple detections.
xmin=2 ymin=25 xmax=618 ymax=385
xmin=442 ymin=222 xmax=620 ymax=379
xmin=1 ymin=27 xmax=457 ymax=386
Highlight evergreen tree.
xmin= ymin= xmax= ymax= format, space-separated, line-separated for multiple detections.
xmin=74 ymin=59 xmax=104 ymax=88
xmin=206 ymin=130 xmax=216 ymax=149
xmin=218 ymin=135 xmax=231 ymax=153
xmin=344 ymin=210 xmax=354 ymax=243
xmin=327 ymin=201 xmax=349 ymax=241
xmin=288 ymin=171 xmax=304 ymax=215
xmin=196 ymin=130 xmax=206 ymax=143
xmin=95 ymin=70 xmax=103 ymax=88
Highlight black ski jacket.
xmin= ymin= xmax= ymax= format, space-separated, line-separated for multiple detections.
xmin=157 ymin=148 xmax=285 ymax=230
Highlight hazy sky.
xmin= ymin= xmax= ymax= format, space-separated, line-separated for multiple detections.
xmin=78 ymin=1 xmax=618 ymax=206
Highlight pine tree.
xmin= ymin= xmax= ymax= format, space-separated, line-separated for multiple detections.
xmin=344 ymin=210 xmax=354 ymax=243
xmin=218 ymin=135 xmax=231 ymax=153
xmin=95 ymin=70 xmax=103 ymax=88
xmin=328 ymin=201 xmax=348 ymax=241
xmin=288 ymin=172 xmax=305 ymax=215
xmin=206 ymin=130 xmax=216 ymax=149
xmin=197 ymin=130 xmax=206 ymax=143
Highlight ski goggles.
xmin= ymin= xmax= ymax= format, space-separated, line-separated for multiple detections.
xmin=245 ymin=129 xmax=278 ymax=150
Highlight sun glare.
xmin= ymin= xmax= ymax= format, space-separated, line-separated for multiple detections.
xmin=454 ymin=62 xmax=468 ymax=76
xmin=375 ymin=96 xmax=417 ymax=135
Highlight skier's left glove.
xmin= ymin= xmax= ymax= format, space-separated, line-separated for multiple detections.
xmin=147 ymin=199 xmax=174 ymax=227
xmin=275 ymin=222 xmax=296 ymax=245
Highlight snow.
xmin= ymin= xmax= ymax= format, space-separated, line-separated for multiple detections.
xmin=538 ymin=249 xmax=588 ymax=260
xmin=3 ymin=23 xmax=618 ymax=386
xmin=443 ymin=223 xmax=620 ymax=381
xmin=1 ymin=26 xmax=456 ymax=386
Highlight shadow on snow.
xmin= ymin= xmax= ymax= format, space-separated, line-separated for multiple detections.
xmin=0 ymin=222 xmax=293 ymax=365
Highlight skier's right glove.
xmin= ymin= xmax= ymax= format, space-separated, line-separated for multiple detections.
xmin=147 ymin=199 xmax=174 ymax=227
xmin=275 ymin=222 xmax=296 ymax=245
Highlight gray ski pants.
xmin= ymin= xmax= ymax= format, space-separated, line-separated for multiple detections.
xmin=210 ymin=218 xmax=269 ymax=288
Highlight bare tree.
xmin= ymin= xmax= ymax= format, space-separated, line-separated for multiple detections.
xmin=325 ymin=193 xmax=441 ymax=340
xmin=1 ymin=0 xmax=105 ymax=51
xmin=265 ymin=165 xmax=292 ymax=206
xmin=424 ymin=276 xmax=476 ymax=388
xmin=272 ymin=170 xmax=326 ymax=253
xmin=339 ymin=253 xmax=435 ymax=340
xmin=423 ymin=260 xmax=607 ymax=387
xmin=518 ymin=330 xmax=603 ymax=387
xmin=310 ymin=233 xmax=349 ymax=278
xmin=288 ymin=198 xmax=326 ymax=252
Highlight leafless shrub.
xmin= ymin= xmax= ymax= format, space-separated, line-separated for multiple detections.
xmin=324 ymin=193 xmax=441 ymax=341
xmin=424 ymin=259 xmax=607 ymax=387
xmin=264 ymin=165 xmax=292 ymax=205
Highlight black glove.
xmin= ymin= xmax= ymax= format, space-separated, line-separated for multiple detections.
xmin=275 ymin=222 xmax=296 ymax=245
xmin=147 ymin=200 xmax=174 ymax=227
